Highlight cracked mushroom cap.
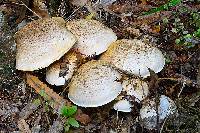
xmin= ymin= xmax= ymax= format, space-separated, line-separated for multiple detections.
xmin=122 ymin=78 xmax=149 ymax=102
xmin=100 ymin=39 xmax=165 ymax=77
xmin=66 ymin=19 xmax=117 ymax=56
xmin=46 ymin=51 xmax=78 ymax=86
xmin=15 ymin=17 xmax=77 ymax=71
xmin=68 ymin=60 xmax=122 ymax=107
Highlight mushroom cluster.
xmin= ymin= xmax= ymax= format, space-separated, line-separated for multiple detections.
xmin=15 ymin=17 xmax=175 ymax=127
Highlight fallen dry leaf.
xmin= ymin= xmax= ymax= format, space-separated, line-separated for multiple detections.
xmin=32 ymin=0 xmax=49 ymax=18
xmin=151 ymin=25 xmax=161 ymax=34
xmin=131 ymin=11 xmax=172 ymax=27
xmin=75 ymin=109 xmax=91 ymax=125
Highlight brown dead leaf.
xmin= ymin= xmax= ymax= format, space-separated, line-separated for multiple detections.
xmin=108 ymin=2 xmax=132 ymax=14
xmin=26 ymin=73 xmax=71 ymax=112
xmin=32 ymin=0 xmax=49 ymax=18
xmin=131 ymin=11 xmax=172 ymax=27
xmin=151 ymin=25 xmax=160 ymax=34
xmin=140 ymin=0 xmax=147 ymax=5
xmin=125 ymin=27 xmax=142 ymax=37
xmin=31 ymin=7 xmax=49 ymax=18
xmin=18 ymin=118 xmax=31 ymax=133
xmin=75 ymin=109 xmax=91 ymax=125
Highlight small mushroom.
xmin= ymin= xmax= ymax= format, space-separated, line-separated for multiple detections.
xmin=66 ymin=19 xmax=117 ymax=56
xmin=100 ymin=39 xmax=165 ymax=77
xmin=140 ymin=95 xmax=176 ymax=129
xmin=15 ymin=17 xmax=77 ymax=71
xmin=46 ymin=51 xmax=79 ymax=86
xmin=68 ymin=60 xmax=122 ymax=107
xmin=122 ymin=77 xmax=149 ymax=102
xmin=113 ymin=99 xmax=133 ymax=112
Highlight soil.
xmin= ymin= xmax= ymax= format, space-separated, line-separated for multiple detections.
xmin=0 ymin=0 xmax=200 ymax=133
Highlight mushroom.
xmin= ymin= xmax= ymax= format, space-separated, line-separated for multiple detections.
xmin=113 ymin=99 xmax=133 ymax=112
xmin=66 ymin=19 xmax=117 ymax=56
xmin=46 ymin=51 xmax=79 ymax=86
xmin=122 ymin=77 xmax=149 ymax=102
xmin=100 ymin=39 xmax=165 ymax=77
xmin=15 ymin=17 xmax=77 ymax=71
xmin=68 ymin=60 xmax=122 ymax=107
xmin=140 ymin=95 xmax=176 ymax=129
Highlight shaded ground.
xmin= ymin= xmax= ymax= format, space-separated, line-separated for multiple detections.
xmin=0 ymin=0 xmax=200 ymax=132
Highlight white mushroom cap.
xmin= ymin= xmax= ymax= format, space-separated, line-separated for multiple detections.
xmin=100 ymin=39 xmax=165 ymax=77
xmin=159 ymin=95 xmax=177 ymax=120
xmin=140 ymin=95 xmax=176 ymax=129
xmin=15 ymin=17 xmax=77 ymax=71
xmin=46 ymin=51 xmax=78 ymax=86
xmin=66 ymin=19 xmax=117 ymax=56
xmin=122 ymin=78 xmax=149 ymax=102
xmin=68 ymin=60 xmax=122 ymax=107
xmin=113 ymin=99 xmax=132 ymax=112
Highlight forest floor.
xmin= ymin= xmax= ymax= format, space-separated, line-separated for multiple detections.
xmin=0 ymin=0 xmax=200 ymax=132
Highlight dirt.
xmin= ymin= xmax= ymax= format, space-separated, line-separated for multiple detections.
xmin=0 ymin=0 xmax=200 ymax=133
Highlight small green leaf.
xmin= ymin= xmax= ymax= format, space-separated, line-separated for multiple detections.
xmin=67 ymin=117 xmax=79 ymax=128
xmin=60 ymin=105 xmax=77 ymax=117
xmin=175 ymin=38 xmax=181 ymax=44
xmin=39 ymin=89 xmax=49 ymax=100
xmin=184 ymin=34 xmax=192 ymax=39
xmin=64 ymin=125 xmax=70 ymax=132
xmin=165 ymin=56 xmax=172 ymax=64
xmin=162 ymin=17 xmax=169 ymax=24
xmin=60 ymin=105 xmax=69 ymax=116
xmin=39 ymin=89 xmax=45 ymax=97
xmin=67 ymin=106 xmax=77 ymax=117
xmin=194 ymin=28 xmax=200 ymax=37
xmin=32 ymin=98 xmax=41 ymax=106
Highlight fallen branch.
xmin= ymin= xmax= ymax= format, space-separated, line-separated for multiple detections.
xmin=26 ymin=73 xmax=71 ymax=113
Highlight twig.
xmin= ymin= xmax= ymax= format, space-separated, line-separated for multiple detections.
xmin=159 ymin=116 xmax=168 ymax=133
xmin=178 ymin=80 xmax=186 ymax=98
xmin=19 ymin=0 xmax=42 ymax=19
xmin=66 ymin=7 xmax=82 ymax=21
xmin=158 ymin=74 xmax=198 ymax=87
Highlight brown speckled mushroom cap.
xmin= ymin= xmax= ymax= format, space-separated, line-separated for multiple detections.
xmin=15 ymin=17 xmax=77 ymax=71
xmin=66 ymin=19 xmax=117 ymax=56
xmin=46 ymin=51 xmax=78 ymax=86
xmin=68 ymin=60 xmax=122 ymax=107
xmin=100 ymin=39 xmax=165 ymax=77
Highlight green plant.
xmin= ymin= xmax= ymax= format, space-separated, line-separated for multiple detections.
xmin=143 ymin=0 xmax=182 ymax=15
xmin=60 ymin=105 xmax=79 ymax=132
xmin=37 ymin=90 xmax=79 ymax=132
xmin=174 ymin=10 xmax=200 ymax=48
xmin=160 ymin=4 xmax=200 ymax=48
